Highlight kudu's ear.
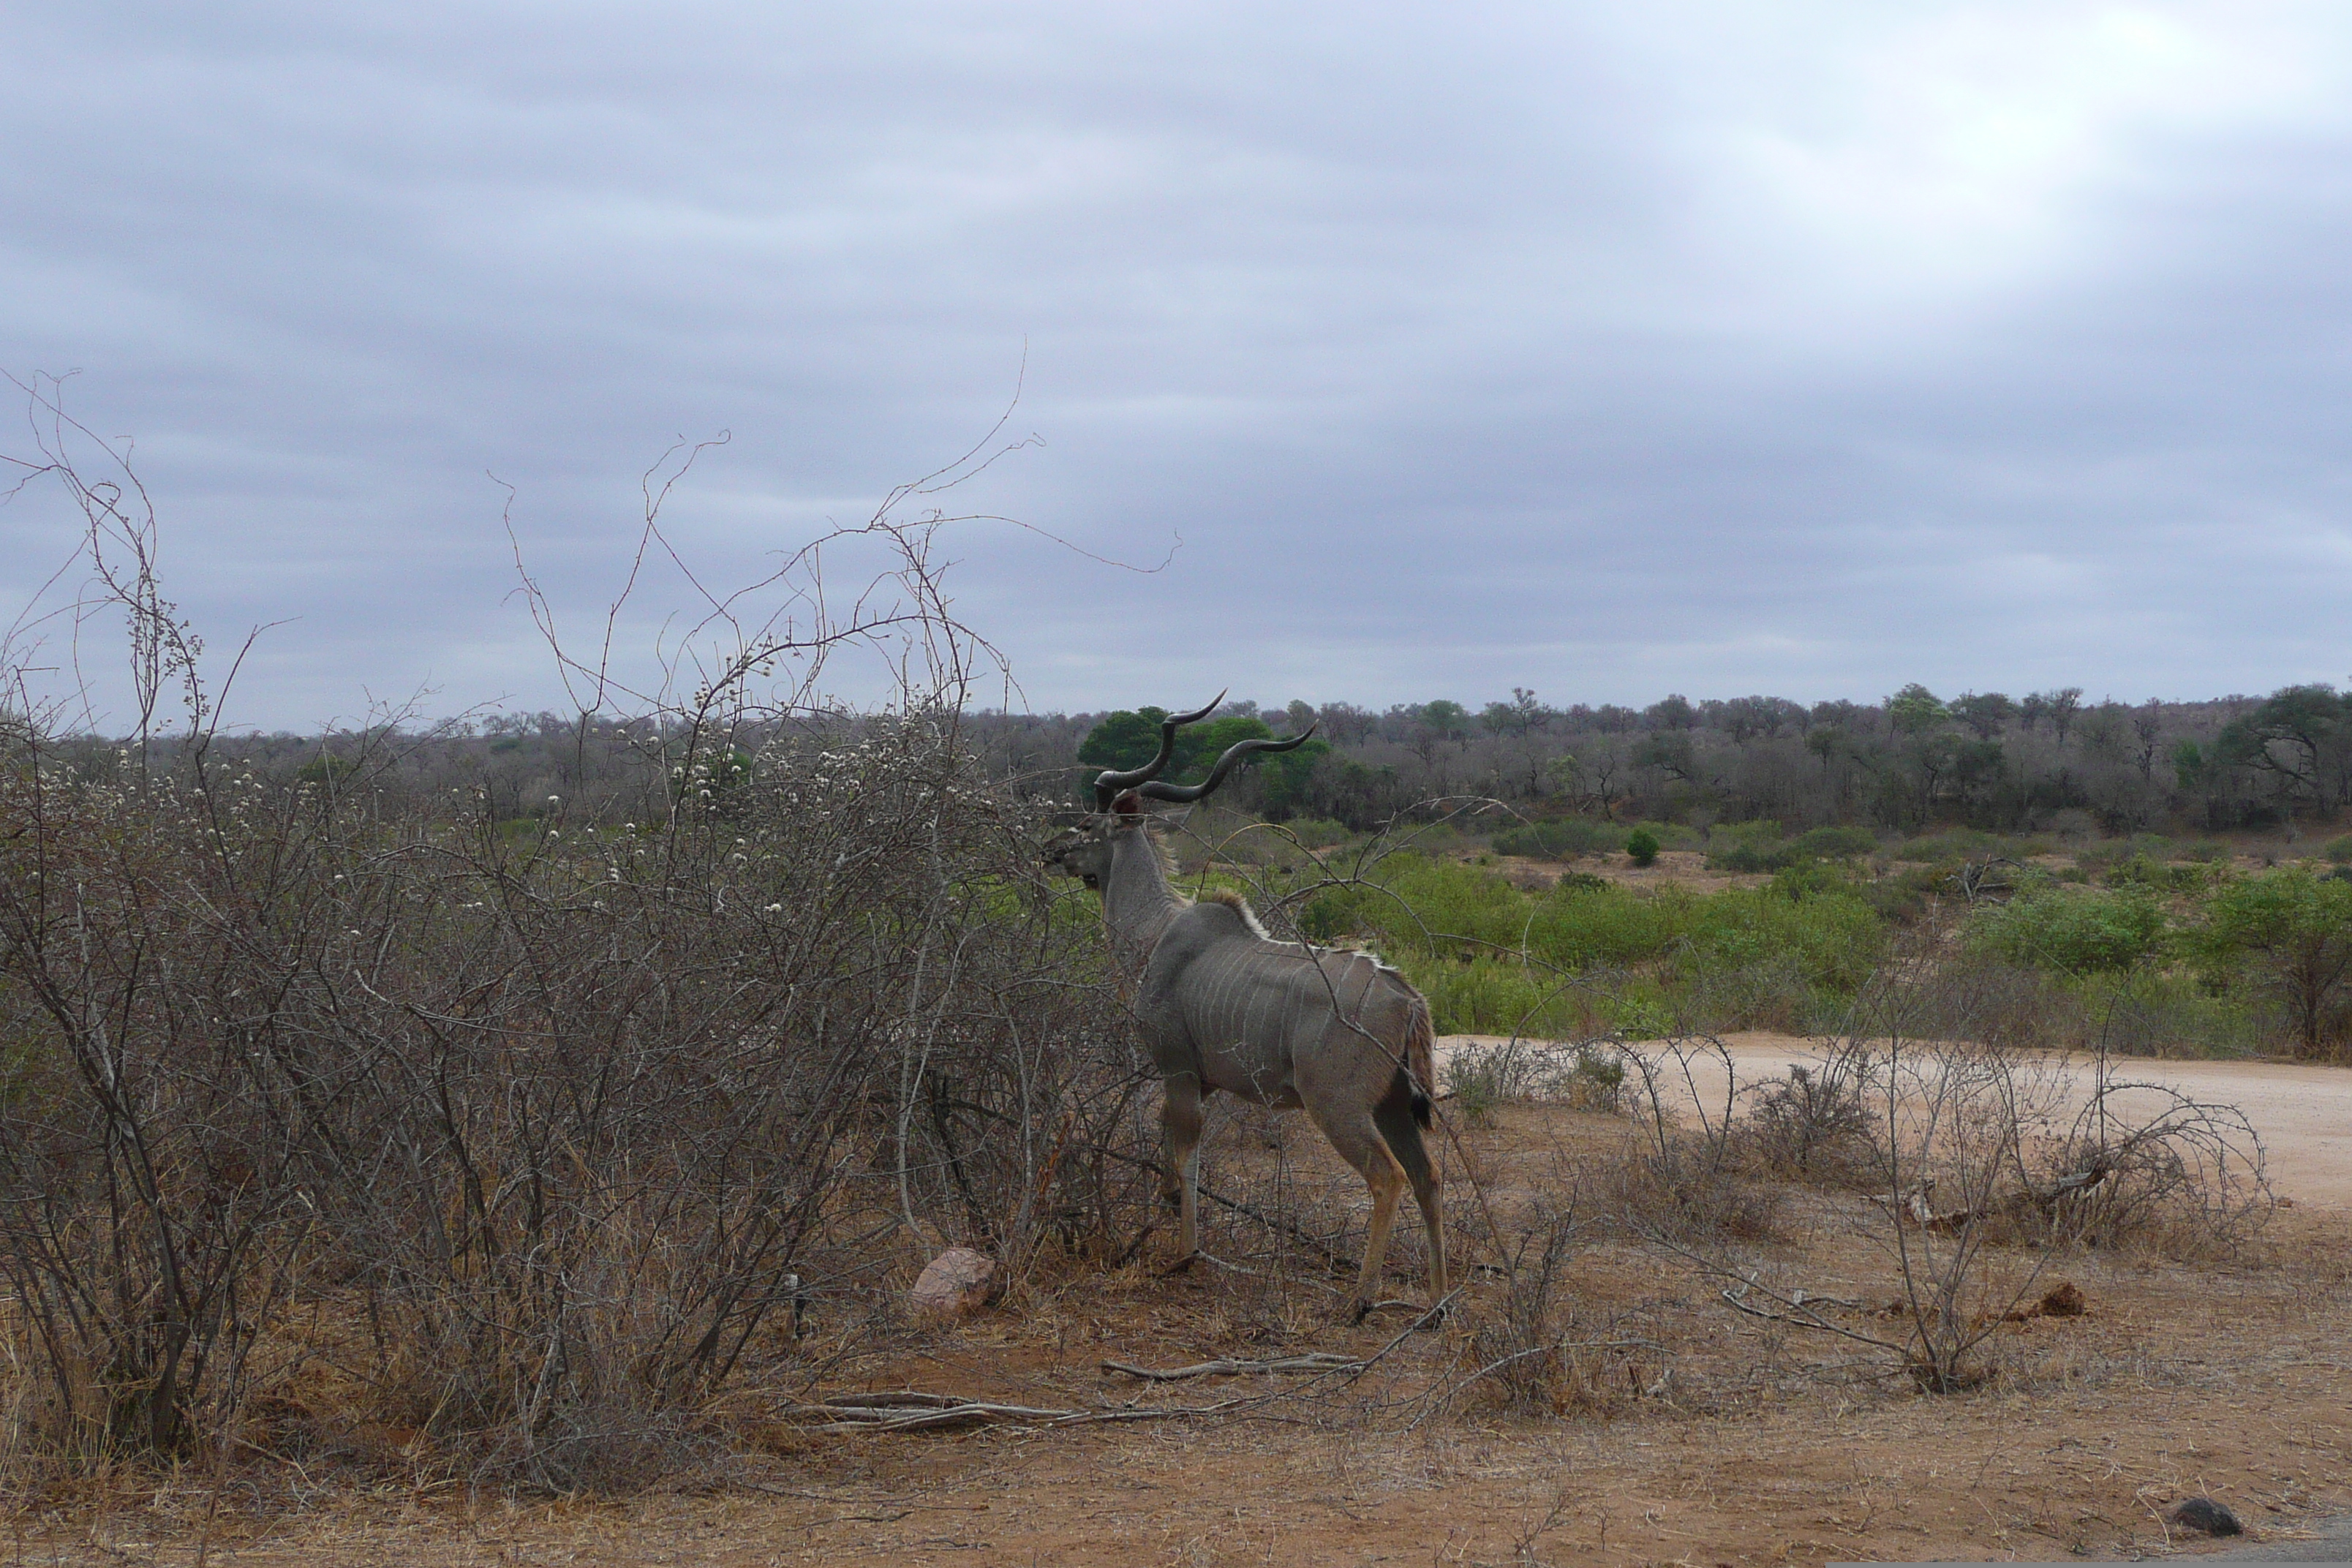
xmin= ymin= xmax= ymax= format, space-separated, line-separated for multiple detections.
xmin=1111 ymin=790 xmax=1143 ymax=816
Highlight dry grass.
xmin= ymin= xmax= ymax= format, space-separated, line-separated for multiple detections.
xmin=0 ymin=1090 xmax=2342 ymax=1564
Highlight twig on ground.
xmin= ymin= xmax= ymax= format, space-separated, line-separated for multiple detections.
xmin=783 ymin=1388 xmax=1268 ymax=1433
xmin=1088 ymin=1142 xmax=1360 ymax=1273
xmin=1101 ymin=1352 xmax=1362 ymax=1382
xmin=1407 ymin=1338 xmax=1665 ymax=1431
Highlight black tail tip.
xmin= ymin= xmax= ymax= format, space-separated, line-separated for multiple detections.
xmin=1411 ymin=1091 xmax=1433 ymax=1129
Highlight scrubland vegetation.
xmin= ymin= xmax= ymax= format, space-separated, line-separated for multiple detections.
xmin=1115 ymin=809 xmax=2352 ymax=1063
xmin=1047 ymin=682 xmax=2352 ymax=1060
xmin=0 ymin=397 xmax=2337 ymax=1561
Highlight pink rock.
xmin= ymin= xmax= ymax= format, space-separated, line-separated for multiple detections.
xmin=910 ymin=1247 xmax=996 ymax=1322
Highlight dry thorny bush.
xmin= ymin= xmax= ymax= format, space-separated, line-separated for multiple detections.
xmin=0 ymin=385 xmax=1173 ymax=1493
xmin=1598 ymin=953 xmax=2274 ymax=1393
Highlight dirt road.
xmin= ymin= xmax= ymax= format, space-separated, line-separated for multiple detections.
xmin=1439 ymin=1030 xmax=2352 ymax=1210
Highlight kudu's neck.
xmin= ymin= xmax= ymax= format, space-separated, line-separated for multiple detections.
xmin=1098 ymin=824 xmax=1186 ymax=977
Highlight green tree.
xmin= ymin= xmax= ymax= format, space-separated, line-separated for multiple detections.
xmin=1252 ymin=733 xmax=1331 ymax=820
xmin=2215 ymin=684 xmax=2352 ymax=819
xmin=1077 ymin=706 xmax=1171 ymax=773
xmin=2171 ymin=738 xmax=2208 ymax=794
xmin=1480 ymin=687 xmax=1546 ymax=738
xmin=1632 ymin=731 xmax=1697 ymax=781
xmin=1079 ymin=709 xmax=1281 ymax=781
xmin=1625 ymin=827 xmax=1660 ymax=867
xmin=1644 ymin=693 xmax=1697 ymax=731
xmin=1951 ymin=738 xmax=2006 ymax=807
xmin=1887 ymin=683 xmax=1950 ymax=736
xmin=2046 ymin=687 xmax=2084 ymax=745
xmin=1948 ymin=691 xmax=2013 ymax=739
xmin=1899 ymin=728 xmax=1963 ymax=822
xmin=2193 ymin=867 xmax=2352 ymax=1055
xmin=1417 ymin=699 xmax=1473 ymax=745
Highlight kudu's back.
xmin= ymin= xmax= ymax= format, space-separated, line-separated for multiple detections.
xmin=1137 ymin=897 xmax=1434 ymax=1123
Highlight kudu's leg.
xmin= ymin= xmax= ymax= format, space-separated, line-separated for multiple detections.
xmin=1374 ymin=1093 xmax=1447 ymax=1305
xmin=1160 ymin=1074 xmax=1207 ymax=1266
xmin=1305 ymin=1100 xmax=1409 ymax=1318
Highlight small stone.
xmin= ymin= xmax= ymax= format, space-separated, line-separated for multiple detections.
xmin=2166 ymin=1497 xmax=2242 ymax=1537
xmin=910 ymin=1247 xmax=996 ymax=1322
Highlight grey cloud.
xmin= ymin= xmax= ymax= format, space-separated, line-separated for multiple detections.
xmin=4 ymin=4 xmax=2351 ymax=728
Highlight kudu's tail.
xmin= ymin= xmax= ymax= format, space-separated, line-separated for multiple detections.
xmin=1401 ymin=992 xmax=1436 ymax=1130
xmin=1373 ymin=991 xmax=1440 ymax=1207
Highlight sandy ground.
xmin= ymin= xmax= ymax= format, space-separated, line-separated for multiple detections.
xmin=1439 ymin=1032 xmax=2352 ymax=1212
xmin=15 ymin=1044 xmax=2352 ymax=1566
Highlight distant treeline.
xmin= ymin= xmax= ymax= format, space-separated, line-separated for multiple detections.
xmin=75 ymin=680 xmax=2352 ymax=839
xmin=993 ymin=682 xmax=2352 ymax=837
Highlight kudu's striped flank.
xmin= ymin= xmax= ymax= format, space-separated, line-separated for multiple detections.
xmin=1047 ymin=697 xmax=1445 ymax=1316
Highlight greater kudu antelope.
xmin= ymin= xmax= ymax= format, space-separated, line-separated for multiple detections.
xmin=1047 ymin=698 xmax=1445 ymax=1316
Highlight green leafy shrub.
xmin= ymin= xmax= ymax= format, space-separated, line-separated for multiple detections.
xmin=2323 ymin=835 xmax=2352 ymax=864
xmin=1701 ymin=819 xmax=1782 ymax=871
xmin=1792 ymin=825 xmax=1880 ymax=861
xmin=1561 ymin=1043 xmax=1626 ymax=1110
xmin=2077 ymin=834 xmax=2177 ymax=872
xmin=1439 ymin=1039 xmax=1624 ymax=1123
xmin=1492 ymin=818 xmax=1619 ymax=859
xmin=1297 ymin=883 xmax=1371 ymax=941
xmin=2190 ymin=866 xmax=2352 ymax=1055
xmin=1611 ymin=995 xmax=1676 ymax=1040
xmin=1768 ymin=860 xmax=1854 ymax=902
xmin=1313 ymin=849 xmax=1890 ymax=1036
xmin=1965 ymin=886 xmax=2169 ymax=975
xmin=295 ymin=752 xmax=358 ymax=787
xmin=1526 ymin=881 xmax=1689 ymax=968
xmin=1890 ymin=828 xmax=2002 ymax=864
xmin=2104 ymin=853 xmax=2209 ymax=894
xmin=1415 ymin=957 xmax=1582 ymax=1036
xmin=1373 ymin=853 xmax=1534 ymax=956
xmin=1711 ymin=823 xmax=1879 ymax=872
xmin=1625 ymin=827 xmax=1661 ymax=867
xmin=1678 ymin=885 xmax=1888 ymax=995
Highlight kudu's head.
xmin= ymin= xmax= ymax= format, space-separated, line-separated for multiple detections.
xmin=1044 ymin=693 xmax=1317 ymax=890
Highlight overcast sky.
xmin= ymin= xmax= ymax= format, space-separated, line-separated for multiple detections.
xmin=4 ymin=3 xmax=2351 ymax=731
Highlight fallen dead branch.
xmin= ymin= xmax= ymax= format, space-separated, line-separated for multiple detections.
xmin=791 ymin=1289 xmax=1462 ymax=1439
xmin=784 ymin=1392 xmax=1078 ymax=1433
xmin=1101 ymin=1352 xmax=1362 ymax=1382
xmin=783 ymin=1389 xmax=1257 ymax=1433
